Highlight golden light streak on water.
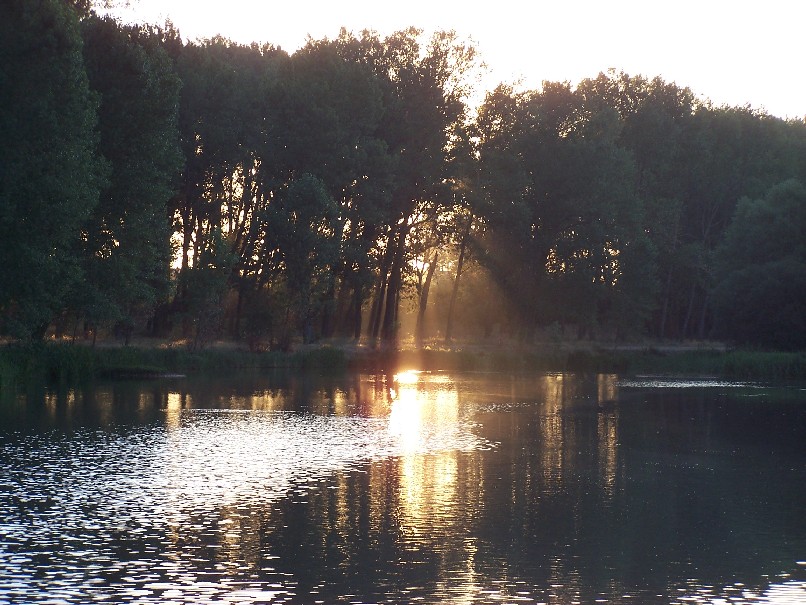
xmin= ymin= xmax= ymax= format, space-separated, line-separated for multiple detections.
xmin=598 ymin=412 xmax=619 ymax=498
xmin=389 ymin=374 xmax=462 ymax=539
xmin=384 ymin=372 xmax=497 ymax=603
xmin=540 ymin=374 xmax=566 ymax=489
xmin=597 ymin=373 xmax=619 ymax=403
xmin=165 ymin=391 xmax=183 ymax=431
xmin=3 ymin=373 xmax=802 ymax=604
xmin=597 ymin=373 xmax=620 ymax=499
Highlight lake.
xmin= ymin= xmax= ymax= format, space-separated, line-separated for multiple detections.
xmin=1 ymin=370 xmax=805 ymax=604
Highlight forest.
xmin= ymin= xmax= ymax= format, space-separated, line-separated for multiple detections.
xmin=1 ymin=0 xmax=805 ymax=352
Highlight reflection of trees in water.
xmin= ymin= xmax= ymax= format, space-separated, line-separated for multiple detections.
xmin=238 ymin=371 xmax=486 ymax=601
xmin=245 ymin=372 xmax=632 ymax=601
xmin=12 ymin=372 xmax=804 ymax=603
xmin=242 ymin=371 xmax=630 ymax=601
xmin=461 ymin=373 xmax=626 ymax=600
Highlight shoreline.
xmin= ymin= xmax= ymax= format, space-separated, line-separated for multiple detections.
xmin=1 ymin=338 xmax=805 ymax=388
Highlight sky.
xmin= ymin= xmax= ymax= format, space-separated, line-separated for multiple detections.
xmin=102 ymin=0 xmax=806 ymax=119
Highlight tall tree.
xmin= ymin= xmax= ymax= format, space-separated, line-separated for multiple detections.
xmin=171 ymin=38 xmax=286 ymax=336
xmin=255 ymin=174 xmax=339 ymax=347
xmin=712 ymin=179 xmax=806 ymax=349
xmin=475 ymin=81 xmax=646 ymax=339
xmin=578 ymin=71 xmax=697 ymax=338
xmin=75 ymin=15 xmax=183 ymax=340
xmin=264 ymin=40 xmax=391 ymax=341
xmin=0 ymin=0 xmax=104 ymax=338
xmin=335 ymin=28 xmax=479 ymax=345
xmin=665 ymin=105 xmax=799 ymax=339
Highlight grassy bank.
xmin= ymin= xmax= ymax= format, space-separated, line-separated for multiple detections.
xmin=621 ymin=348 xmax=806 ymax=380
xmin=350 ymin=346 xmax=806 ymax=380
xmin=1 ymin=341 xmax=804 ymax=393
xmin=0 ymin=342 xmax=348 ymax=391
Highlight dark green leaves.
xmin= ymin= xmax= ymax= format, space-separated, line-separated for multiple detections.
xmin=0 ymin=0 xmax=104 ymax=338
xmin=713 ymin=180 xmax=806 ymax=349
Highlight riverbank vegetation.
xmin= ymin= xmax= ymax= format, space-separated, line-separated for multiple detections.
xmin=2 ymin=0 xmax=805 ymax=360
xmin=1 ymin=341 xmax=804 ymax=393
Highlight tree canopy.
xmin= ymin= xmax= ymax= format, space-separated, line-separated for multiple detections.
xmin=712 ymin=180 xmax=806 ymax=350
xmin=2 ymin=9 xmax=805 ymax=351
xmin=0 ymin=0 xmax=104 ymax=338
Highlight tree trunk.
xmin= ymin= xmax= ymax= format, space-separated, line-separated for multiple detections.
xmin=369 ymin=272 xmax=388 ymax=342
xmin=445 ymin=217 xmax=472 ymax=344
xmin=352 ymin=286 xmax=364 ymax=340
xmin=320 ymin=279 xmax=337 ymax=339
xmin=331 ymin=280 xmax=351 ymax=337
xmin=369 ymin=228 xmax=396 ymax=341
xmin=234 ymin=284 xmax=245 ymax=340
xmin=658 ymin=266 xmax=673 ymax=339
xmin=415 ymin=250 xmax=439 ymax=347
xmin=381 ymin=226 xmax=409 ymax=345
xmin=697 ymin=292 xmax=710 ymax=340
xmin=178 ymin=203 xmax=193 ymax=302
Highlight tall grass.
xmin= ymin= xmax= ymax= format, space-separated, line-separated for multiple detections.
xmin=0 ymin=343 xmax=104 ymax=389
xmin=350 ymin=346 xmax=806 ymax=379
xmin=622 ymin=349 xmax=806 ymax=380
xmin=1 ymin=342 xmax=803 ymax=393
xmin=292 ymin=346 xmax=347 ymax=371
xmin=0 ymin=342 xmax=351 ymax=392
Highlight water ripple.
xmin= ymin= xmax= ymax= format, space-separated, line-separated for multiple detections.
xmin=617 ymin=379 xmax=756 ymax=389
xmin=0 ymin=408 xmax=488 ymax=603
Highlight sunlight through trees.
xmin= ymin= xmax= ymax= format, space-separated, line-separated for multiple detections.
xmin=2 ymin=3 xmax=805 ymax=349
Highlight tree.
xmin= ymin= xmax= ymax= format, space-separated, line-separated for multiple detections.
xmin=266 ymin=40 xmax=391 ymax=341
xmin=182 ymin=228 xmax=235 ymax=351
xmin=75 ymin=16 xmax=183 ymax=341
xmin=255 ymin=174 xmax=339 ymax=347
xmin=0 ymin=0 xmax=104 ymax=338
xmin=170 ymin=38 xmax=287 ymax=337
xmin=575 ymin=71 xmax=698 ymax=339
xmin=335 ymin=28 xmax=479 ymax=345
xmin=650 ymin=105 xmax=805 ymax=340
xmin=474 ymin=81 xmax=646 ymax=339
xmin=712 ymin=179 xmax=806 ymax=349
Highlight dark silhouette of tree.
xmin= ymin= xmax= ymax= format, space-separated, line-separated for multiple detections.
xmin=332 ymin=28 xmax=479 ymax=345
xmin=73 ymin=15 xmax=182 ymax=342
xmin=3 ymin=11 xmax=806 ymax=350
xmin=712 ymin=179 xmax=806 ymax=349
xmin=474 ymin=80 xmax=647 ymax=340
xmin=0 ymin=0 xmax=104 ymax=338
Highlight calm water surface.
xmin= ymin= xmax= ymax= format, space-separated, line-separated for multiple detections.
xmin=1 ymin=370 xmax=805 ymax=604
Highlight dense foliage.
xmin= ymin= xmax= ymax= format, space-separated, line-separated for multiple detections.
xmin=0 ymin=0 xmax=105 ymax=338
xmin=1 ymin=1 xmax=805 ymax=350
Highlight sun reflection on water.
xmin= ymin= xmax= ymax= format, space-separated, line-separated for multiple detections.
xmin=384 ymin=369 xmax=486 ymax=601
xmin=3 ymin=372 xmax=803 ymax=604
xmin=388 ymin=372 xmax=462 ymax=524
xmin=597 ymin=374 xmax=620 ymax=498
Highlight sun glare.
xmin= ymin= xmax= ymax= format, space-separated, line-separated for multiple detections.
xmin=393 ymin=370 xmax=421 ymax=386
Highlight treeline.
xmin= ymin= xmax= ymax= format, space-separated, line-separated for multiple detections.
xmin=1 ymin=0 xmax=805 ymax=351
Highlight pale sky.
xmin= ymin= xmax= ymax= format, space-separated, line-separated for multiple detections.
xmin=102 ymin=0 xmax=805 ymax=119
